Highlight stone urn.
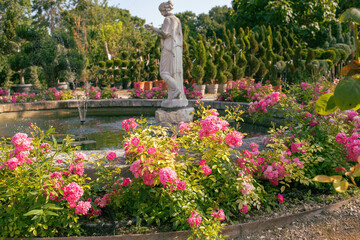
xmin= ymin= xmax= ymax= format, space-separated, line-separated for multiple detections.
xmin=57 ymin=82 xmax=69 ymax=90
xmin=206 ymin=84 xmax=218 ymax=94
xmin=13 ymin=84 xmax=33 ymax=93
xmin=144 ymin=81 xmax=153 ymax=91
xmin=218 ymin=83 xmax=227 ymax=93
xmin=194 ymin=84 xmax=206 ymax=96
xmin=137 ymin=81 xmax=145 ymax=90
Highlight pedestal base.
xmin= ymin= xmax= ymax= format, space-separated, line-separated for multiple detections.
xmin=155 ymin=107 xmax=195 ymax=128
xmin=161 ymin=99 xmax=188 ymax=108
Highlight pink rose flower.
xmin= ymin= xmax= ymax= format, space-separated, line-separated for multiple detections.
xmin=278 ymin=194 xmax=284 ymax=203
xmin=177 ymin=180 xmax=186 ymax=190
xmin=198 ymin=159 xmax=206 ymax=165
xmin=75 ymin=201 xmax=92 ymax=215
xmin=187 ymin=211 xmax=202 ymax=227
xmin=241 ymin=205 xmax=248 ymax=214
xmin=201 ymin=165 xmax=212 ymax=175
xmin=147 ymin=147 xmax=156 ymax=155
xmin=131 ymin=137 xmax=140 ymax=146
xmin=137 ymin=145 xmax=145 ymax=153
xmin=211 ymin=209 xmax=225 ymax=221
xmin=106 ymin=152 xmax=117 ymax=161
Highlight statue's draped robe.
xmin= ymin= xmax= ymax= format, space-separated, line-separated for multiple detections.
xmin=160 ymin=15 xmax=186 ymax=100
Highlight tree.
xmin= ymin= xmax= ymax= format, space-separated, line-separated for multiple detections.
xmin=32 ymin=0 xmax=66 ymax=33
xmin=229 ymin=0 xmax=339 ymax=47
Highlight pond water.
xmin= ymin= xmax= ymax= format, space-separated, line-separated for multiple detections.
xmin=0 ymin=115 xmax=267 ymax=150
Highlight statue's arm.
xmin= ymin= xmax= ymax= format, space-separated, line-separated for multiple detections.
xmin=145 ymin=18 xmax=171 ymax=39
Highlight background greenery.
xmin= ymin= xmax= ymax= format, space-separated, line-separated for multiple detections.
xmin=0 ymin=0 xmax=359 ymax=88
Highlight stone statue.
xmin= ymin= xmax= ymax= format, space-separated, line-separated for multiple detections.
xmin=145 ymin=1 xmax=188 ymax=108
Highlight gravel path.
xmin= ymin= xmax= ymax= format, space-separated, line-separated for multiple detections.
xmin=237 ymin=196 xmax=360 ymax=240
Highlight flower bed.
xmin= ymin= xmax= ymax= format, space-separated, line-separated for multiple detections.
xmin=0 ymin=86 xmax=122 ymax=104
xmin=129 ymin=83 xmax=202 ymax=100
xmin=1 ymin=79 xmax=359 ymax=239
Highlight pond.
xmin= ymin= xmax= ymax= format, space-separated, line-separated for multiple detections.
xmin=0 ymin=115 xmax=268 ymax=150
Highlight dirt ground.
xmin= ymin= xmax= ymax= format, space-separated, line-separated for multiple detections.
xmin=238 ymin=197 xmax=360 ymax=240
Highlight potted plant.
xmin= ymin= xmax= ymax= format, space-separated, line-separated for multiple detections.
xmin=9 ymin=52 xmax=33 ymax=93
xmin=271 ymin=60 xmax=287 ymax=91
xmin=114 ymin=68 xmax=122 ymax=89
xmin=192 ymin=65 xmax=206 ymax=95
xmin=217 ymin=72 xmax=228 ymax=93
xmin=254 ymin=61 xmax=268 ymax=83
xmin=204 ymin=60 xmax=218 ymax=94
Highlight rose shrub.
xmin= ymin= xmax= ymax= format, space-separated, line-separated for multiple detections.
xmin=0 ymin=124 xmax=91 ymax=238
xmin=129 ymin=82 xmax=202 ymax=100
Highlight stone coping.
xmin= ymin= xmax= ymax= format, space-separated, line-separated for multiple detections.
xmin=21 ymin=196 xmax=355 ymax=240
xmin=0 ymin=99 xmax=249 ymax=115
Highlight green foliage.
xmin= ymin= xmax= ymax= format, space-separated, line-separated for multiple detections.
xmin=334 ymin=76 xmax=360 ymax=111
xmin=98 ymin=61 xmax=106 ymax=68
xmin=247 ymin=55 xmax=260 ymax=78
xmin=106 ymin=60 xmax=114 ymax=68
xmin=315 ymin=93 xmax=338 ymax=115
xmin=192 ymin=65 xmax=205 ymax=85
xmin=320 ymin=50 xmax=337 ymax=61
xmin=255 ymin=60 xmax=268 ymax=79
xmin=0 ymin=125 xmax=89 ymax=238
xmin=114 ymin=106 xmax=261 ymax=239
xmin=113 ymin=59 xmax=121 ymax=67
xmin=230 ymin=0 xmax=338 ymax=47
xmin=203 ymin=60 xmax=217 ymax=84
xmin=340 ymin=8 xmax=360 ymax=61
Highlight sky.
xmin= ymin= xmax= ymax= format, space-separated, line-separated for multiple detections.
xmin=107 ymin=0 xmax=232 ymax=27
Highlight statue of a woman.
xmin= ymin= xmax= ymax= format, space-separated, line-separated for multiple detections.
xmin=145 ymin=1 xmax=188 ymax=108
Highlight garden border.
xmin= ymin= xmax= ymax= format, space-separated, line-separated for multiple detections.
xmin=24 ymin=196 xmax=355 ymax=240
xmin=0 ymin=99 xmax=249 ymax=115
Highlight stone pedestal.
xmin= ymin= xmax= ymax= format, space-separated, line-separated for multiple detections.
xmin=155 ymin=107 xmax=195 ymax=128
xmin=161 ymin=98 xmax=188 ymax=108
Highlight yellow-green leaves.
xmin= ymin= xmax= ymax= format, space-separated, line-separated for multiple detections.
xmin=315 ymin=93 xmax=338 ymax=115
xmin=313 ymin=175 xmax=349 ymax=192
xmin=340 ymin=8 xmax=360 ymax=24
xmin=334 ymin=76 xmax=360 ymax=111
xmin=333 ymin=179 xmax=349 ymax=193
xmin=313 ymin=175 xmax=333 ymax=183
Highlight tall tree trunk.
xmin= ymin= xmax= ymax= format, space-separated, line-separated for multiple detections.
xmin=104 ymin=42 xmax=111 ymax=60
xmin=19 ymin=69 xmax=25 ymax=85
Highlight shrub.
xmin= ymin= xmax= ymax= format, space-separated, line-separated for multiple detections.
xmin=0 ymin=125 xmax=90 ymax=238
xmin=105 ymin=60 xmax=114 ymax=68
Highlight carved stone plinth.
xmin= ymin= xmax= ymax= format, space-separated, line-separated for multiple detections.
xmin=155 ymin=107 xmax=194 ymax=127
xmin=161 ymin=98 xmax=188 ymax=108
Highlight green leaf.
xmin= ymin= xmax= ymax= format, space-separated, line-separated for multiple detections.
xmin=43 ymin=203 xmax=63 ymax=210
xmin=44 ymin=210 xmax=59 ymax=216
xmin=351 ymin=165 xmax=360 ymax=177
xmin=334 ymin=77 xmax=360 ymax=110
xmin=340 ymin=8 xmax=360 ymax=25
xmin=24 ymin=209 xmax=43 ymax=216
xmin=313 ymin=175 xmax=332 ymax=183
xmin=315 ymin=93 xmax=338 ymax=115
xmin=333 ymin=180 xmax=349 ymax=193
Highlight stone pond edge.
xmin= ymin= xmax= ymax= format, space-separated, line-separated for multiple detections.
xmin=0 ymin=99 xmax=249 ymax=114
xmin=7 ymin=196 xmax=354 ymax=240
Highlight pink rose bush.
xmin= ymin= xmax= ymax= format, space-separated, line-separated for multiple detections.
xmin=115 ymin=106 xmax=262 ymax=239
xmin=87 ymin=85 xmax=119 ymax=99
xmin=217 ymin=79 xmax=274 ymax=102
xmin=129 ymin=83 xmax=202 ymax=100
xmin=0 ymin=125 xmax=94 ymax=237
xmin=187 ymin=211 xmax=202 ymax=227
xmin=130 ymin=84 xmax=168 ymax=99
xmin=4 ymin=77 xmax=358 ymax=239
xmin=0 ymin=86 xmax=123 ymax=104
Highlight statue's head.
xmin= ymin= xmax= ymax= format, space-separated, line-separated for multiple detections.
xmin=159 ymin=1 xmax=173 ymax=15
